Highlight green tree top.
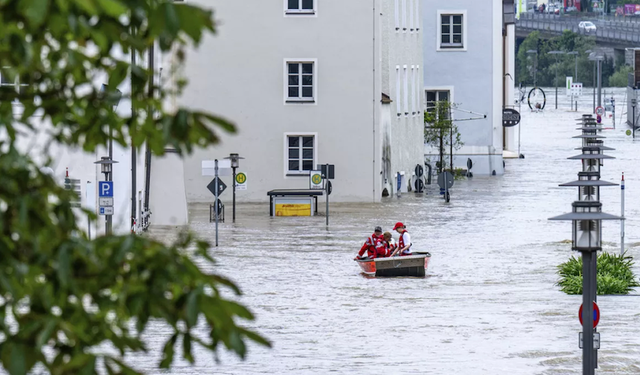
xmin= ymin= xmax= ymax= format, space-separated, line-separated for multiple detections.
xmin=0 ymin=1 xmax=269 ymax=374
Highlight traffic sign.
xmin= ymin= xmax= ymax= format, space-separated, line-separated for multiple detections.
xmin=415 ymin=164 xmax=424 ymax=177
xmin=207 ymin=177 xmax=227 ymax=196
xmin=579 ymin=302 xmax=600 ymax=328
xmin=310 ymin=170 xmax=323 ymax=189
xmin=235 ymin=172 xmax=247 ymax=191
xmin=99 ymin=206 xmax=114 ymax=216
xmin=579 ymin=332 xmax=601 ymax=349
xmin=98 ymin=181 xmax=113 ymax=197
xmin=437 ymin=171 xmax=454 ymax=190
xmin=595 ymin=106 xmax=605 ymax=116
xmin=502 ymin=108 xmax=521 ymax=127
xmin=596 ymin=114 xmax=602 ymax=124
xmin=99 ymin=197 xmax=113 ymax=206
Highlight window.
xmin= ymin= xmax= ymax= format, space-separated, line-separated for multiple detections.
xmin=395 ymin=0 xmax=400 ymax=30
xmin=395 ymin=66 xmax=401 ymax=116
xmin=287 ymin=135 xmax=315 ymax=174
xmin=402 ymin=0 xmax=407 ymax=30
xmin=286 ymin=62 xmax=314 ymax=102
xmin=440 ymin=14 xmax=464 ymax=49
xmin=403 ymin=66 xmax=408 ymax=115
xmin=286 ymin=0 xmax=315 ymax=14
xmin=426 ymin=90 xmax=450 ymax=117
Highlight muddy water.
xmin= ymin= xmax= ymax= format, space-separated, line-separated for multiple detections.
xmin=138 ymin=88 xmax=640 ymax=374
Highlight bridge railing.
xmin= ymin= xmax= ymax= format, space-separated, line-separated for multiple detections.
xmin=517 ymin=15 xmax=640 ymax=45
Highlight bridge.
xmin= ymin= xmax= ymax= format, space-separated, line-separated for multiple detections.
xmin=516 ymin=13 xmax=640 ymax=49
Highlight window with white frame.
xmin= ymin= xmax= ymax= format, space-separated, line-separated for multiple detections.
xmin=286 ymin=62 xmax=314 ymax=102
xmin=403 ymin=66 xmax=408 ymax=115
xmin=286 ymin=0 xmax=315 ymax=14
xmin=395 ymin=0 xmax=400 ymax=30
xmin=440 ymin=14 xmax=464 ymax=49
xmin=395 ymin=66 xmax=401 ymax=116
xmin=287 ymin=135 xmax=315 ymax=173
xmin=426 ymin=90 xmax=450 ymax=117
xmin=402 ymin=0 xmax=407 ymax=30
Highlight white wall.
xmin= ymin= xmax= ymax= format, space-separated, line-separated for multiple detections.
xmin=179 ymin=0 xmax=381 ymax=203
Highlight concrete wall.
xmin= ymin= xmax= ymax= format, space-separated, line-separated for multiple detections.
xmin=422 ymin=0 xmax=505 ymax=175
xmin=381 ymin=0 xmax=425 ymax=194
xmin=179 ymin=0 xmax=382 ymax=203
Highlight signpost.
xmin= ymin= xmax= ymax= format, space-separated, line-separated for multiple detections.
xmin=205 ymin=160 xmax=227 ymax=246
xmin=235 ymin=172 xmax=247 ymax=191
xmin=502 ymin=108 xmax=521 ymax=127
xmin=579 ymin=302 xmax=600 ymax=328
xmin=437 ymin=171 xmax=454 ymax=202
xmin=318 ymin=164 xmax=335 ymax=227
xmin=595 ymin=106 xmax=604 ymax=116
xmin=310 ymin=170 xmax=323 ymax=189
xmin=98 ymin=181 xmax=114 ymax=223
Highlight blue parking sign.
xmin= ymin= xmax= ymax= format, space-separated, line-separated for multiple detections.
xmin=99 ymin=181 xmax=113 ymax=197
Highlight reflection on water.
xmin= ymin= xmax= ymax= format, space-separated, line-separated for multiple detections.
xmin=141 ymin=89 xmax=640 ymax=374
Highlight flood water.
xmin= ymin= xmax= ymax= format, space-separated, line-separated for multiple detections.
xmin=140 ymin=88 xmax=640 ymax=374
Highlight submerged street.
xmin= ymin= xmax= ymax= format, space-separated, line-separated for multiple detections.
xmin=143 ymin=89 xmax=640 ymax=374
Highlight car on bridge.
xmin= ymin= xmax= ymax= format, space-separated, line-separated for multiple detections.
xmin=578 ymin=21 xmax=597 ymax=33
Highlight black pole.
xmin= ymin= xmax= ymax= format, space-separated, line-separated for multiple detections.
xmin=143 ymin=42 xmax=154 ymax=230
xmin=633 ymin=105 xmax=636 ymax=139
xmin=232 ymin=166 xmax=236 ymax=223
xmin=555 ymin=56 xmax=559 ymax=110
xmin=325 ymin=164 xmax=329 ymax=227
xmin=592 ymin=62 xmax=596 ymax=113
xmin=582 ymin=249 xmax=595 ymax=375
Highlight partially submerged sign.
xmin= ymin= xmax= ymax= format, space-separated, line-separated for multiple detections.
xmin=502 ymin=108 xmax=521 ymax=127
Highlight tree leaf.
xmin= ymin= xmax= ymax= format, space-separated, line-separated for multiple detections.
xmin=96 ymin=0 xmax=127 ymax=17
xmin=18 ymin=0 xmax=50 ymax=27
xmin=159 ymin=333 xmax=178 ymax=369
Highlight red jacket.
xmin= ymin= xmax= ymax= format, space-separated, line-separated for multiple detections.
xmin=358 ymin=233 xmax=382 ymax=258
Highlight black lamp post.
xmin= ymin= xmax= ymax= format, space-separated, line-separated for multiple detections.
xmin=632 ymin=98 xmax=637 ymax=139
xmin=224 ymin=153 xmax=244 ymax=223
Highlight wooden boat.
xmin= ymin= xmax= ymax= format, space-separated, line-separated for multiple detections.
xmin=355 ymin=252 xmax=431 ymax=277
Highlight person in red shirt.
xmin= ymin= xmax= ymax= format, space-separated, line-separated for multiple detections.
xmin=355 ymin=226 xmax=383 ymax=260
xmin=378 ymin=231 xmax=396 ymax=258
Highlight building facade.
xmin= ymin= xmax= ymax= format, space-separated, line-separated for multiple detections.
xmin=422 ymin=0 xmax=509 ymax=176
xmin=178 ymin=0 xmax=425 ymax=203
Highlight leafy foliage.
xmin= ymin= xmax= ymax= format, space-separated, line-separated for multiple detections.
xmin=557 ymin=252 xmax=640 ymax=295
xmin=424 ymin=101 xmax=463 ymax=173
xmin=0 ymin=1 xmax=269 ymax=374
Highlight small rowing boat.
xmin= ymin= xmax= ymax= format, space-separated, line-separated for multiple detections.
xmin=355 ymin=252 xmax=431 ymax=277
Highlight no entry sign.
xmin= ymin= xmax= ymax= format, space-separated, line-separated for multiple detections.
xmin=579 ymin=302 xmax=600 ymax=328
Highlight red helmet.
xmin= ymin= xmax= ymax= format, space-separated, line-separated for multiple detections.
xmin=393 ymin=222 xmax=405 ymax=230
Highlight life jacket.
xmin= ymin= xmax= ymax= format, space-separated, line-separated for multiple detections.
xmin=398 ymin=230 xmax=411 ymax=254
xmin=360 ymin=233 xmax=382 ymax=258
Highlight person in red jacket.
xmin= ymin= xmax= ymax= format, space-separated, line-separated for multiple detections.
xmin=355 ymin=226 xmax=383 ymax=260
xmin=378 ymin=231 xmax=396 ymax=258
xmin=391 ymin=222 xmax=412 ymax=257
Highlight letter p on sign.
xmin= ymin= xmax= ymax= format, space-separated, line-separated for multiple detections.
xmin=99 ymin=181 xmax=113 ymax=197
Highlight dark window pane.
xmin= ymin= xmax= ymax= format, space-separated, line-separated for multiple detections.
xmin=302 ymin=87 xmax=313 ymax=98
xmin=302 ymin=160 xmax=313 ymax=170
xmin=453 ymin=15 xmax=462 ymax=24
xmin=289 ymin=160 xmax=300 ymax=171
xmin=302 ymin=137 xmax=313 ymax=147
xmin=439 ymin=91 xmax=449 ymax=102
xmin=289 ymin=137 xmax=300 ymax=147
xmin=441 ymin=25 xmax=450 ymax=34
xmin=288 ymin=0 xmax=299 ymax=10
xmin=302 ymin=63 xmax=313 ymax=74
xmin=427 ymin=91 xmax=436 ymax=102
xmin=302 ymin=75 xmax=312 ymax=85
xmin=289 ymin=87 xmax=299 ymax=98
xmin=302 ymin=0 xmax=313 ymax=10
xmin=289 ymin=148 xmax=299 ymax=159
xmin=441 ymin=35 xmax=448 ymax=44
xmin=453 ymin=25 xmax=462 ymax=33
xmin=288 ymin=75 xmax=299 ymax=86
xmin=453 ymin=35 xmax=462 ymax=44
xmin=288 ymin=63 xmax=299 ymax=74
xmin=303 ymin=149 xmax=313 ymax=159
xmin=441 ymin=15 xmax=448 ymax=25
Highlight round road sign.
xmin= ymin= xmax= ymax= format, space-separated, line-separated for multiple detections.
xmin=596 ymin=115 xmax=602 ymax=124
xmin=236 ymin=172 xmax=247 ymax=184
xmin=595 ymin=106 xmax=605 ymax=116
xmin=437 ymin=171 xmax=454 ymax=190
xmin=579 ymin=302 xmax=600 ymax=328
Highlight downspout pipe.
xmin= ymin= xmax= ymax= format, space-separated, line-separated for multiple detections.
xmin=143 ymin=42 xmax=154 ymax=226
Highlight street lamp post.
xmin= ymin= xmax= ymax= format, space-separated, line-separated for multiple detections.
xmin=224 ymin=153 xmax=244 ymax=223
xmin=548 ymin=50 xmax=566 ymax=109
xmin=526 ymin=49 xmax=538 ymax=87
xmin=94 ymin=157 xmax=119 ymax=235
xmin=567 ymin=51 xmax=579 ymax=82
xmin=632 ymin=98 xmax=637 ymax=139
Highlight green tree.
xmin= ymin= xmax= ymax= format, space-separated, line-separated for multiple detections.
xmin=424 ymin=102 xmax=463 ymax=173
xmin=609 ymin=65 xmax=634 ymax=87
xmin=0 ymin=1 xmax=269 ymax=374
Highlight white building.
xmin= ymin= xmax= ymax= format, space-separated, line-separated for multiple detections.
xmin=176 ymin=0 xmax=425 ymax=203
xmin=422 ymin=0 xmax=517 ymax=175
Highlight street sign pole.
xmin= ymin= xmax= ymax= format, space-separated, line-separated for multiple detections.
xmin=621 ymin=172 xmax=625 ymax=255
xmin=232 ymin=165 xmax=237 ymax=223
xmin=325 ymin=163 xmax=329 ymax=227
xmin=215 ymin=159 xmax=219 ymax=247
